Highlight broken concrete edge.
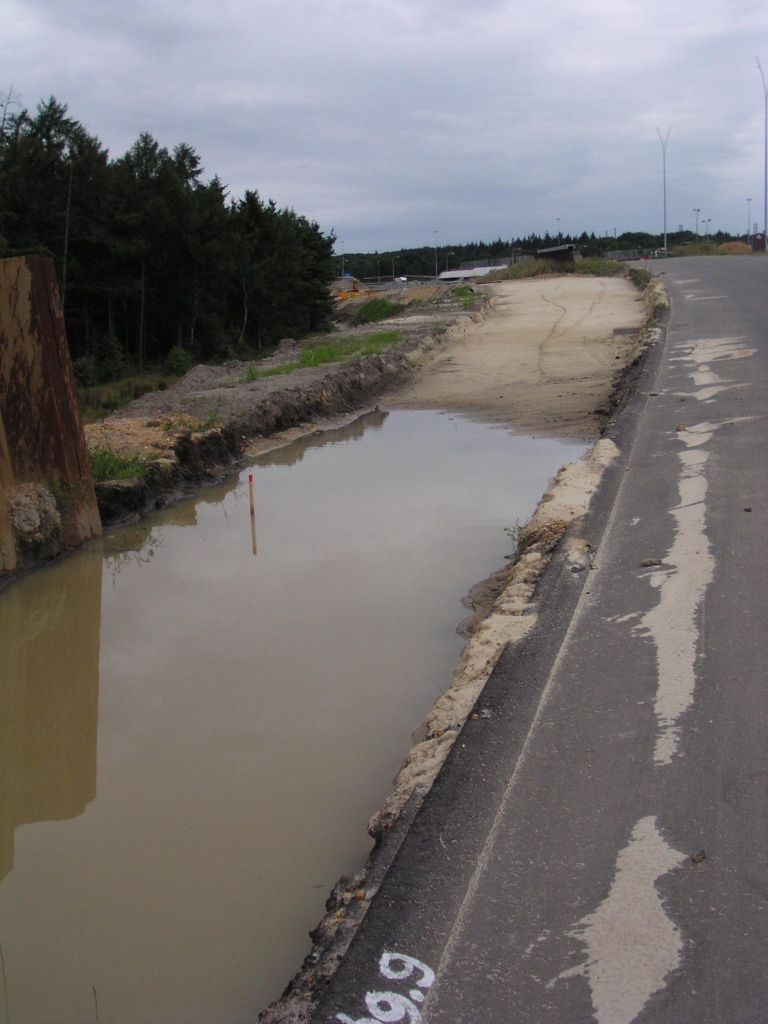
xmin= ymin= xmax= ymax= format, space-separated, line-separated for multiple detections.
xmin=91 ymin=304 xmax=496 ymax=530
xmin=258 ymin=787 xmax=429 ymax=1024
xmin=259 ymin=287 xmax=669 ymax=1024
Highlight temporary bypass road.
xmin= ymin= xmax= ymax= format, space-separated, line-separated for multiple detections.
xmin=310 ymin=255 xmax=768 ymax=1024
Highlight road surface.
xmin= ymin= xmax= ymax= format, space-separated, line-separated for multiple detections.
xmin=311 ymin=255 xmax=768 ymax=1024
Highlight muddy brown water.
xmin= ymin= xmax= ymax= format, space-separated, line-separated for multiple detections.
xmin=0 ymin=410 xmax=585 ymax=1023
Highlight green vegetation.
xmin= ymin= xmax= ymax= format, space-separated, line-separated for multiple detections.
xmin=352 ymin=297 xmax=403 ymax=323
xmin=0 ymin=95 xmax=335 ymax=371
xmin=484 ymin=259 xmax=562 ymax=282
xmin=452 ymin=285 xmax=482 ymax=308
xmin=627 ymin=267 xmax=652 ymax=290
xmin=164 ymin=345 xmax=193 ymax=376
xmin=77 ymin=370 xmax=177 ymax=422
xmin=240 ymin=331 xmax=401 ymax=381
xmin=573 ymin=257 xmax=624 ymax=277
xmin=88 ymin=445 xmax=150 ymax=482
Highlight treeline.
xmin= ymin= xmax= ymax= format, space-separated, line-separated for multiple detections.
xmin=0 ymin=95 xmax=336 ymax=379
xmin=341 ymin=228 xmax=739 ymax=280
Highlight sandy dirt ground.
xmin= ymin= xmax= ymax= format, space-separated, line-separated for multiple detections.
xmin=385 ymin=275 xmax=648 ymax=436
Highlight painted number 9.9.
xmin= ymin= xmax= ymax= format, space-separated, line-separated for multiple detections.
xmin=335 ymin=951 xmax=435 ymax=1024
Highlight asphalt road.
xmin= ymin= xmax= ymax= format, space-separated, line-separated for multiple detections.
xmin=312 ymin=256 xmax=768 ymax=1024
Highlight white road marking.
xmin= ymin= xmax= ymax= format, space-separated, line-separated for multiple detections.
xmin=550 ymin=817 xmax=687 ymax=1024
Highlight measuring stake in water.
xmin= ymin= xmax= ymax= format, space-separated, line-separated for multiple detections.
xmin=248 ymin=474 xmax=257 ymax=555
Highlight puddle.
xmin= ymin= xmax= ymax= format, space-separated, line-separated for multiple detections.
xmin=0 ymin=410 xmax=584 ymax=1023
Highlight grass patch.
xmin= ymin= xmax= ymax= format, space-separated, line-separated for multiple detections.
xmin=88 ymin=445 xmax=151 ymax=482
xmin=78 ymin=371 xmax=178 ymax=423
xmin=239 ymin=331 xmax=401 ymax=381
xmin=483 ymin=258 xmax=561 ymax=281
xmin=352 ymin=297 xmax=403 ymax=323
xmin=451 ymin=285 xmax=482 ymax=308
xmin=573 ymin=256 xmax=624 ymax=277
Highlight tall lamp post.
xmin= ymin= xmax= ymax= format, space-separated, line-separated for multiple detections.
xmin=657 ymin=127 xmax=671 ymax=250
xmin=693 ymin=208 xmax=700 ymax=239
xmin=433 ymin=230 xmax=438 ymax=279
xmin=703 ymin=218 xmax=711 ymax=242
xmin=757 ymin=58 xmax=768 ymax=252
xmin=340 ymin=240 xmax=345 ymax=278
xmin=747 ymin=199 xmax=752 ymax=243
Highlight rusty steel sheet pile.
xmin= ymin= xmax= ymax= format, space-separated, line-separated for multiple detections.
xmin=0 ymin=256 xmax=101 ymax=575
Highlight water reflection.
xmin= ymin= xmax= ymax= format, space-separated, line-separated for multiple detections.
xmin=0 ymin=410 xmax=585 ymax=1023
xmin=252 ymin=409 xmax=388 ymax=469
xmin=0 ymin=548 xmax=102 ymax=881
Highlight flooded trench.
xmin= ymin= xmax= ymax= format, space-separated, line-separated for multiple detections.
xmin=0 ymin=409 xmax=585 ymax=1023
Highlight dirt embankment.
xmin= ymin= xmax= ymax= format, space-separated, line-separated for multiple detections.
xmin=85 ymin=287 xmax=484 ymax=525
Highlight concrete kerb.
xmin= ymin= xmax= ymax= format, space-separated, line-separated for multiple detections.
xmin=308 ymin=302 xmax=671 ymax=1022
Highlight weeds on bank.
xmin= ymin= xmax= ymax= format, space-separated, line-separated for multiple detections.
xmin=239 ymin=331 xmax=401 ymax=382
xmin=452 ymin=285 xmax=482 ymax=308
xmin=484 ymin=259 xmax=562 ymax=282
xmin=352 ymin=297 xmax=403 ymax=323
xmin=627 ymin=267 xmax=652 ymax=290
xmin=480 ymin=255 xmax=628 ymax=284
xmin=77 ymin=373 xmax=175 ymax=423
xmin=505 ymin=520 xmax=530 ymax=552
xmin=573 ymin=257 xmax=624 ymax=277
xmin=88 ymin=445 xmax=151 ymax=482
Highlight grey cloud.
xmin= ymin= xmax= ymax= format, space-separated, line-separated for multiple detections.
xmin=2 ymin=0 xmax=767 ymax=249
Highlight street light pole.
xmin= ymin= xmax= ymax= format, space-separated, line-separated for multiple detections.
xmin=747 ymin=199 xmax=752 ymax=243
xmin=757 ymin=58 xmax=768 ymax=252
xmin=693 ymin=208 xmax=700 ymax=239
xmin=556 ymin=218 xmax=561 ymax=242
xmin=433 ymin=230 xmax=438 ymax=279
xmin=340 ymin=240 xmax=345 ymax=278
xmin=657 ymin=127 xmax=671 ymax=250
xmin=703 ymin=218 xmax=711 ymax=242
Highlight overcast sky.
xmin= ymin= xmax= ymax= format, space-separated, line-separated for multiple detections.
xmin=2 ymin=0 xmax=766 ymax=250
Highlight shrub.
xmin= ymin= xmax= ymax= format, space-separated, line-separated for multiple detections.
xmin=73 ymin=354 xmax=99 ymax=387
xmin=92 ymin=332 xmax=128 ymax=382
xmin=165 ymin=345 xmax=193 ymax=376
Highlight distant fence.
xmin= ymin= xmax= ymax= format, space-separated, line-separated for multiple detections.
xmin=459 ymin=255 xmax=533 ymax=269
xmin=604 ymin=249 xmax=655 ymax=261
